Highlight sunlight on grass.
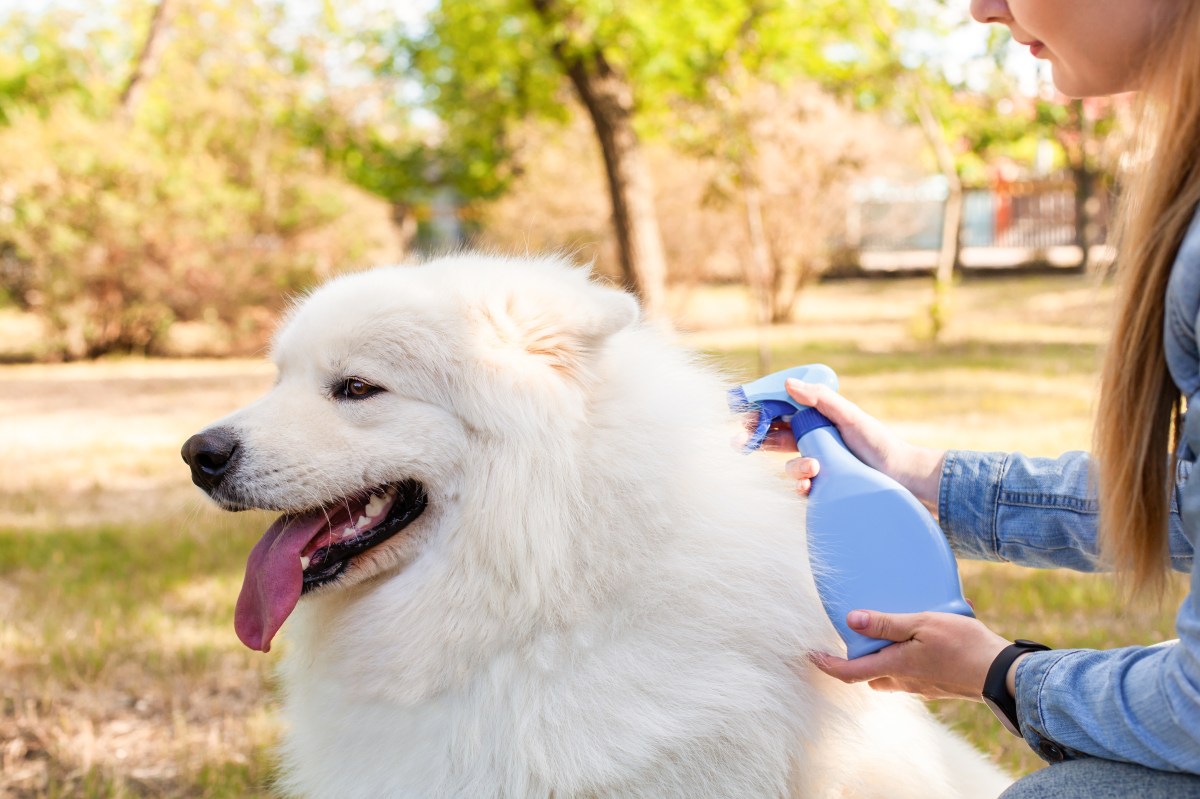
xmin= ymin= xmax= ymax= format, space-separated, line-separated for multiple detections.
xmin=0 ymin=509 xmax=281 ymax=796
xmin=0 ymin=509 xmax=271 ymax=675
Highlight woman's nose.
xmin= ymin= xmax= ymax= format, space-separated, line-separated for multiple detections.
xmin=970 ymin=0 xmax=1013 ymax=24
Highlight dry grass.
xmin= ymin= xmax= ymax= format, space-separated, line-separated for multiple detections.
xmin=0 ymin=272 xmax=1187 ymax=795
xmin=1 ymin=360 xmax=280 ymax=798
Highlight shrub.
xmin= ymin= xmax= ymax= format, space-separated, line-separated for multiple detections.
xmin=0 ymin=105 xmax=399 ymax=359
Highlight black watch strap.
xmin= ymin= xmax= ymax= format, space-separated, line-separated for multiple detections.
xmin=982 ymin=639 xmax=1051 ymax=737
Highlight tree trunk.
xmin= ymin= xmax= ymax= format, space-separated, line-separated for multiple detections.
xmin=530 ymin=0 xmax=668 ymax=319
xmin=1068 ymin=100 xmax=1094 ymax=271
xmin=1072 ymin=164 xmax=1093 ymax=271
xmin=742 ymin=180 xmax=773 ymax=374
xmin=912 ymin=82 xmax=962 ymax=340
xmin=932 ymin=181 xmax=963 ymax=338
xmin=119 ymin=0 xmax=174 ymax=120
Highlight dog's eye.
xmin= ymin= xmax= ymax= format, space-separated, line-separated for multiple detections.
xmin=339 ymin=377 xmax=382 ymax=400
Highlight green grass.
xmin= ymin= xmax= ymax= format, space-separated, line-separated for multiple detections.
xmin=1 ymin=511 xmax=280 ymax=797
xmin=710 ymin=339 xmax=1102 ymax=383
xmin=0 ymin=512 xmax=270 ymax=680
xmin=34 ymin=754 xmax=277 ymax=799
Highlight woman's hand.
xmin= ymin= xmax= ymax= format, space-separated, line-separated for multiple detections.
xmin=766 ymin=379 xmax=947 ymax=514
xmin=810 ymin=609 xmax=1010 ymax=701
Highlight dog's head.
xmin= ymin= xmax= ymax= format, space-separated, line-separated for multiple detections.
xmin=182 ymin=255 xmax=639 ymax=651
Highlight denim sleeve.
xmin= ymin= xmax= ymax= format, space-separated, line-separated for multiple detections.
xmin=1012 ymin=608 xmax=1200 ymax=772
xmin=940 ymin=449 xmax=1200 ymax=770
xmin=937 ymin=450 xmax=1194 ymax=572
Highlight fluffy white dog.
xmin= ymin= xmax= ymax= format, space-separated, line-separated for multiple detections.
xmin=183 ymin=254 xmax=1011 ymax=798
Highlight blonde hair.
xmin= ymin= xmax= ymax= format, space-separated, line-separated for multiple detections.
xmin=1094 ymin=3 xmax=1200 ymax=599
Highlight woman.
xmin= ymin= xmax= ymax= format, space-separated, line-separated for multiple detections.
xmin=778 ymin=1 xmax=1200 ymax=796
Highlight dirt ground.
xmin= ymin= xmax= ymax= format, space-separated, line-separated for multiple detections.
xmin=0 ymin=359 xmax=275 ymax=530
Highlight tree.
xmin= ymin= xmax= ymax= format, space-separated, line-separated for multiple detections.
xmin=659 ymin=1 xmax=935 ymax=369
xmin=668 ymin=0 xmax=907 ymax=365
xmin=1022 ymin=96 xmax=1121 ymax=270
xmin=0 ymin=1 xmax=409 ymax=358
xmin=405 ymin=0 xmax=898 ymax=318
xmin=892 ymin=21 xmax=1123 ymax=334
xmin=907 ymin=74 xmax=965 ymax=339
xmin=527 ymin=0 xmax=668 ymax=317
xmin=118 ymin=0 xmax=173 ymax=119
xmin=848 ymin=8 xmax=1042 ymax=339
xmin=676 ymin=77 xmax=888 ymax=369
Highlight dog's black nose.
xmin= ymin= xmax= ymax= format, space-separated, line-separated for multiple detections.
xmin=181 ymin=428 xmax=240 ymax=492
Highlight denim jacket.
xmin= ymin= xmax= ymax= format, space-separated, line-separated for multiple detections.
xmin=936 ymin=210 xmax=1200 ymax=773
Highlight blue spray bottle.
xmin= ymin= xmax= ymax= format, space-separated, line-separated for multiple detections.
xmin=729 ymin=364 xmax=973 ymax=659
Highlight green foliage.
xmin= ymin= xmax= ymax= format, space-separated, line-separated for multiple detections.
xmin=406 ymin=0 xmax=910 ymax=200
xmin=0 ymin=1 xmax=407 ymax=359
xmin=403 ymin=0 xmax=567 ymax=198
xmin=0 ymin=105 xmax=386 ymax=358
xmin=0 ymin=10 xmax=109 ymax=123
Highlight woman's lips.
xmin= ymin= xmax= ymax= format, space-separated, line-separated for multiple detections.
xmin=1017 ymin=38 xmax=1046 ymax=58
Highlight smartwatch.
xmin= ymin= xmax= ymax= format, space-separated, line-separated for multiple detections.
xmin=982 ymin=639 xmax=1050 ymax=737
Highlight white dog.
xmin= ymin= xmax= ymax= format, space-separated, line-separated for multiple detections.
xmin=183 ymin=254 xmax=1011 ymax=798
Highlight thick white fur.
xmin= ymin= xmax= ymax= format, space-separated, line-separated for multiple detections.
xmin=205 ymin=254 xmax=1012 ymax=798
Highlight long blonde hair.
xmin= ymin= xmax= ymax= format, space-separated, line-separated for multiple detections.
xmin=1094 ymin=3 xmax=1200 ymax=599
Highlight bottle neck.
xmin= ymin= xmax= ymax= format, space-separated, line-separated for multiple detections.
xmin=790 ymin=406 xmax=835 ymax=441
xmin=791 ymin=408 xmax=873 ymax=485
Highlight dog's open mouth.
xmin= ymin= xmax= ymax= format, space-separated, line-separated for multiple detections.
xmin=234 ymin=479 xmax=427 ymax=653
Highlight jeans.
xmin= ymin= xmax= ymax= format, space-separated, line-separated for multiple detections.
xmin=1001 ymin=759 xmax=1200 ymax=798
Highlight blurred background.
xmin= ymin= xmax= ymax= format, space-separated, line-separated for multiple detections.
xmin=0 ymin=0 xmax=1186 ymax=796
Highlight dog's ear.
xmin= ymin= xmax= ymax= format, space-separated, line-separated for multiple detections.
xmin=470 ymin=264 xmax=639 ymax=380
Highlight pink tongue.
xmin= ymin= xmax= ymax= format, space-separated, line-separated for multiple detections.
xmin=234 ymin=511 xmax=331 ymax=652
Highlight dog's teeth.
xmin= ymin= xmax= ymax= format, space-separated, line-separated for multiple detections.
xmin=356 ymin=515 xmax=369 ymax=529
xmin=301 ymin=555 xmax=310 ymax=570
xmin=365 ymin=495 xmax=386 ymax=517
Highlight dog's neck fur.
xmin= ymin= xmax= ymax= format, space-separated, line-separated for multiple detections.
xmin=271 ymin=326 xmax=846 ymax=796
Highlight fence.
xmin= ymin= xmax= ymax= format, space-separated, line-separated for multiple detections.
xmin=848 ymin=175 xmax=1110 ymax=272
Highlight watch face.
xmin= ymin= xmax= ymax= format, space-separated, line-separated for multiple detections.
xmin=983 ymin=695 xmax=1022 ymax=737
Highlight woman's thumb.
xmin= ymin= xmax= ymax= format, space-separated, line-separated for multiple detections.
xmin=848 ymin=610 xmax=920 ymax=643
xmin=785 ymin=378 xmax=852 ymax=425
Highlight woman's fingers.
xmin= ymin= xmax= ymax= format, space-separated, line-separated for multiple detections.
xmin=811 ymin=611 xmax=1013 ymax=702
xmin=810 ymin=645 xmax=904 ymax=684
xmin=847 ymin=609 xmax=922 ymax=642
xmin=786 ymin=456 xmax=820 ymax=495
xmin=784 ymin=379 xmax=890 ymax=466
xmin=809 ymin=611 xmax=922 ymax=681
xmin=761 ymin=424 xmax=798 ymax=452
xmin=784 ymin=379 xmax=865 ymax=430
xmin=783 ymin=379 xmax=947 ymax=510
xmin=786 ymin=457 xmax=820 ymax=480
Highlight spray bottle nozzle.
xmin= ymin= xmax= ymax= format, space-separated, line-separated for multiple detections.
xmin=728 ymin=364 xmax=839 ymax=451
